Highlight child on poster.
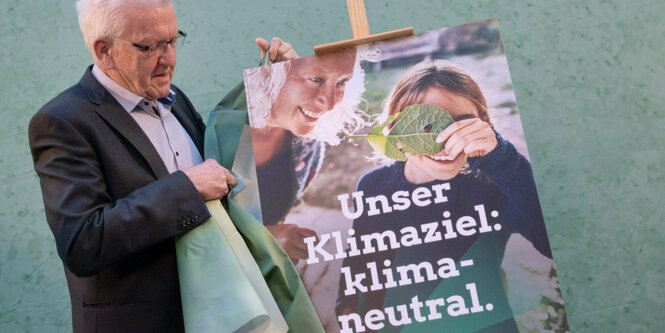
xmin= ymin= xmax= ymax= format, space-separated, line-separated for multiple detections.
xmin=335 ymin=60 xmax=554 ymax=332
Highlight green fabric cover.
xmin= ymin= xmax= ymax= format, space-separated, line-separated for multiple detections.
xmin=177 ymin=200 xmax=287 ymax=333
xmin=176 ymin=82 xmax=325 ymax=333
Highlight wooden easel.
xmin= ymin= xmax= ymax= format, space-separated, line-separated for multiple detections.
xmin=313 ymin=0 xmax=413 ymax=55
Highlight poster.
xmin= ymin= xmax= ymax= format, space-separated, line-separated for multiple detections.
xmin=243 ymin=18 xmax=569 ymax=333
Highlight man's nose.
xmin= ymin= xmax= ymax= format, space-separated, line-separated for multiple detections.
xmin=158 ymin=43 xmax=177 ymax=66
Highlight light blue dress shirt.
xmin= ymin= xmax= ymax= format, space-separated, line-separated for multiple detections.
xmin=92 ymin=65 xmax=203 ymax=173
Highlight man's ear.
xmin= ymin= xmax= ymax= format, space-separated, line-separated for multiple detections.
xmin=94 ymin=38 xmax=115 ymax=70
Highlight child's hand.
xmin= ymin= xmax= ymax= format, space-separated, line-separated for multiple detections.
xmin=435 ymin=118 xmax=498 ymax=158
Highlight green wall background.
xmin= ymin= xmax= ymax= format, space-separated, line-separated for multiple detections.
xmin=1 ymin=0 xmax=663 ymax=331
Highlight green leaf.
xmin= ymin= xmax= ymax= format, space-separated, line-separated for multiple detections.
xmin=346 ymin=104 xmax=454 ymax=161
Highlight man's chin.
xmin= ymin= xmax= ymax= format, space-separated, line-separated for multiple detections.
xmin=152 ymin=76 xmax=172 ymax=91
xmin=146 ymin=86 xmax=172 ymax=101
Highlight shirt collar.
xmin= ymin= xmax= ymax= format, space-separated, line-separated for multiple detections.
xmin=91 ymin=64 xmax=175 ymax=113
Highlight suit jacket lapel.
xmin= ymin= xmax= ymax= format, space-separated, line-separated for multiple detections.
xmin=80 ymin=67 xmax=170 ymax=179
xmin=171 ymin=102 xmax=204 ymax=158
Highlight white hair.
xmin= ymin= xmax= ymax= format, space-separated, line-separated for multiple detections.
xmin=244 ymin=46 xmax=381 ymax=145
xmin=76 ymin=0 xmax=171 ymax=62
xmin=244 ymin=61 xmax=291 ymax=129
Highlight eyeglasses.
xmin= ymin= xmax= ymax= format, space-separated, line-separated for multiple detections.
xmin=114 ymin=30 xmax=187 ymax=57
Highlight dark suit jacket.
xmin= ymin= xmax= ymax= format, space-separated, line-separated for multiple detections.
xmin=28 ymin=66 xmax=211 ymax=332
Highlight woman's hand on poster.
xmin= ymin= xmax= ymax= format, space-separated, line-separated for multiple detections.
xmin=266 ymin=223 xmax=316 ymax=264
xmin=436 ymin=118 xmax=498 ymax=159
xmin=255 ymin=37 xmax=299 ymax=63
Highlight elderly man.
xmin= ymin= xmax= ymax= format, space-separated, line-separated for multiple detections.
xmin=28 ymin=0 xmax=297 ymax=331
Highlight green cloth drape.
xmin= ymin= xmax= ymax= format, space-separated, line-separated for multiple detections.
xmin=176 ymin=82 xmax=325 ymax=333
xmin=176 ymin=200 xmax=287 ymax=333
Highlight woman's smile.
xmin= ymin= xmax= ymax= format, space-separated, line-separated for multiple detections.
xmin=267 ymin=51 xmax=355 ymax=136
xmin=299 ymin=106 xmax=323 ymax=120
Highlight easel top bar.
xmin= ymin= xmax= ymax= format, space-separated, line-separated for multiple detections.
xmin=314 ymin=27 xmax=414 ymax=55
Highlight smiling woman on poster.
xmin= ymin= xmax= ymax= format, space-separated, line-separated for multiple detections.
xmin=336 ymin=60 xmax=554 ymax=332
xmin=243 ymin=49 xmax=367 ymax=262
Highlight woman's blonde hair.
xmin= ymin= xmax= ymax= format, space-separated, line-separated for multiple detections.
xmin=383 ymin=60 xmax=492 ymax=126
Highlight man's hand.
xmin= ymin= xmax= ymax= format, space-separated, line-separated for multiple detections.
xmin=255 ymin=37 xmax=299 ymax=63
xmin=266 ymin=224 xmax=317 ymax=264
xmin=183 ymin=159 xmax=237 ymax=201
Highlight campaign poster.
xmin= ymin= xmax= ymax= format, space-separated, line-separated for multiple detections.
xmin=243 ymin=18 xmax=569 ymax=333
